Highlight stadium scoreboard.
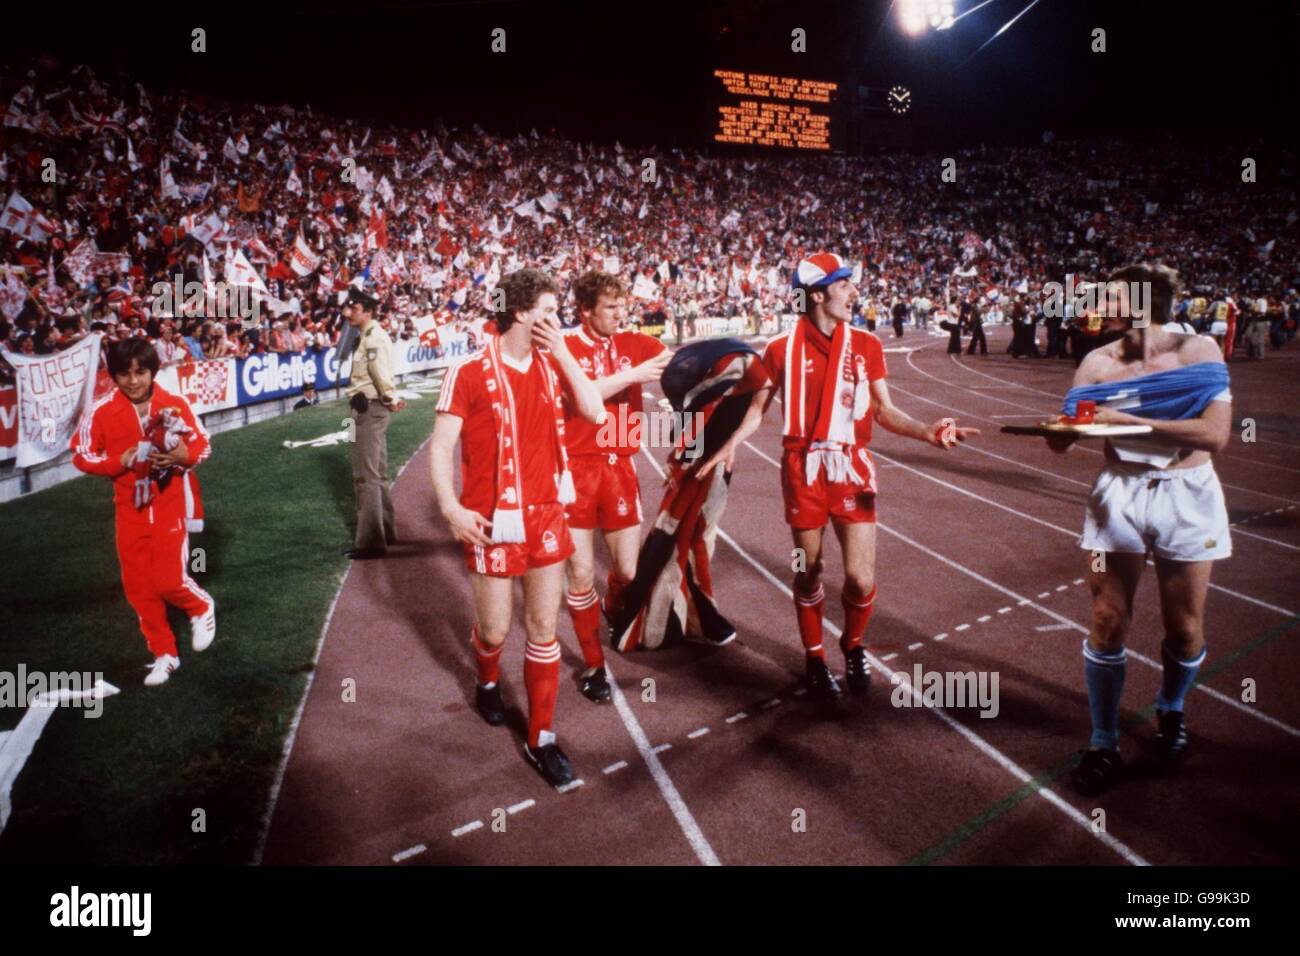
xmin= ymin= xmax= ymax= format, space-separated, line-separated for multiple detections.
xmin=712 ymin=69 xmax=840 ymax=151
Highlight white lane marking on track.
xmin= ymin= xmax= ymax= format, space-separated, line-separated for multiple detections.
xmin=1038 ymin=591 xmax=1051 ymax=598
xmin=605 ymin=655 xmax=721 ymax=864
xmin=742 ymin=439 xmax=1300 ymax=742
xmin=760 ymin=698 xmax=782 ymax=710
xmin=977 ymin=614 xmax=992 ymax=623
xmin=871 ymin=515 xmax=1300 ymax=741
xmin=955 ymin=623 xmax=971 ymax=632
xmin=392 ymin=844 xmax=427 ymax=862
xmin=908 ymin=642 xmax=924 ymax=651
xmin=255 ymin=435 xmax=436 ymax=865
xmin=881 ymin=652 xmax=899 ymax=661
xmin=725 ymin=711 xmax=748 ymax=723
xmin=933 ymin=633 xmax=948 ymax=641
xmin=652 ymin=744 xmax=672 ymax=755
xmin=1035 ymin=624 xmax=1075 ymax=632
xmin=688 ymin=727 xmax=711 ymax=739
xmin=557 ymin=779 xmax=584 ymax=794
xmin=792 ymin=687 xmax=808 ymax=696
xmin=997 ymin=606 xmax=1012 ymax=614
xmin=452 ymin=820 xmax=483 ymax=838
xmin=603 ymin=760 xmax=629 ymax=775
xmin=709 ymin=497 xmax=1151 ymax=867
xmin=507 ymin=799 xmax=535 ymax=814
xmin=1073 ymin=578 xmax=1084 ymax=585
xmin=1056 ymin=585 xmax=1068 ymax=592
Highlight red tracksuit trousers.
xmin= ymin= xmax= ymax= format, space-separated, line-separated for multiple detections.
xmin=116 ymin=506 xmax=212 ymax=658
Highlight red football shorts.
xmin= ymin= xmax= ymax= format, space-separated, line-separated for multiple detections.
xmin=464 ymin=501 xmax=575 ymax=577
xmin=564 ymin=454 xmax=643 ymax=532
xmin=780 ymin=446 xmax=877 ymax=529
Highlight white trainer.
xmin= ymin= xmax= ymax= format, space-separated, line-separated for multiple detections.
xmin=191 ymin=606 xmax=216 ymax=652
xmin=144 ymin=654 xmax=180 ymax=687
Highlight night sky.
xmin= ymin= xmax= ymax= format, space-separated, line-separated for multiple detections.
xmin=4 ymin=0 xmax=1297 ymax=150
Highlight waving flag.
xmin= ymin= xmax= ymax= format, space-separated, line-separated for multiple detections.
xmin=289 ymin=232 xmax=321 ymax=276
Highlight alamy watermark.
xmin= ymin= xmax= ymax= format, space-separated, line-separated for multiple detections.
xmin=0 ymin=664 xmax=107 ymax=718
xmin=150 ymin=273 xmax=262 ymax=329
xmin=596 ymin=405 xmax=707 ymax=459
xmin=1041 ymin=274 xmax=1151 ymax=326
xmin=891 ymin=664 xmax=1000 ymax=718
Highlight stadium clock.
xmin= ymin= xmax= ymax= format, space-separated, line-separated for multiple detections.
xmin=888 ymin=85 xmax=912 ymax=115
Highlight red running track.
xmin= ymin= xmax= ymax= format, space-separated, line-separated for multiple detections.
xmin=260 ymin=326 xmax=1300 ymax=866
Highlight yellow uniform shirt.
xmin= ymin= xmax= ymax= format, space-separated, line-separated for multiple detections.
xmin=347 ymin=321 xmax=396 ymax=404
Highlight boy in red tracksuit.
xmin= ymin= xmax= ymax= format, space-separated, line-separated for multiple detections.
xmin=71 ymin=338 xmax=216 ymax=686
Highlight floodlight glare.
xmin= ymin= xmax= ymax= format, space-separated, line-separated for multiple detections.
xmin=900 ymin=0 xmax=928 ymax=36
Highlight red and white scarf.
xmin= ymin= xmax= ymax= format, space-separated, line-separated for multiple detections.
xmin=481 ymin=334 xmax=575 ymax=543
xmin=782 ymin=318 xmax=870 ymax=485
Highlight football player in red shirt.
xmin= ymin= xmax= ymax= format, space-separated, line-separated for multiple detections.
xmin=560 ymin=271 xmax=671 ymax=702
xmin=431 ymin=269 xmax=605 ymax=787
xmin=700 ymin=253 xmax=978 ymax=702
xmin=70 ymin=338 xmax=215 ymax=686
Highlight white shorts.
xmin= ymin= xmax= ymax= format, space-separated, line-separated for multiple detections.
xmin=1079 ymin=461 xmax=1232 ymax=562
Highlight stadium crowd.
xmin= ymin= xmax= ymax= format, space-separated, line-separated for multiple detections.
xmin=1 ymin=55 xmax=1297 ymax=388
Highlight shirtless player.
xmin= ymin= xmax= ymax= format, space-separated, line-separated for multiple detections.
xmin=1048 ymin=263 xmax=1232 ymax=795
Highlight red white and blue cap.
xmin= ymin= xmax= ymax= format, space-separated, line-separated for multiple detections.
xmin=793 ymin=252 xmax=854 ymax=290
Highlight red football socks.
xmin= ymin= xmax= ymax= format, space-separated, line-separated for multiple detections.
xmin=472 ymin=626 xmax=502 ymax=686
xmin=794 ymin=582 xmax=826 ymax=660
xmin=566 ymin=587 xmax=605 ymax=669
xmin=524 ymin=639 xmax=561 ymax=747
xmin=840 ymin=584 xmax=877 ymax=653
xmin=603 ymin=571 xmax=629 ymax=621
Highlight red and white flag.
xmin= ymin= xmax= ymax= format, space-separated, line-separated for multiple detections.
xmin=289 ymin=232 xmax=321 ymax=276
xmin=286 ymin=167 xmax=303 ymax=195
xmin=226 ymin=249 xmax=268 ymax=293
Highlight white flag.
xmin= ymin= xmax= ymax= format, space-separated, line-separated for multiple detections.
xmin=227 ymin=249 xmax=268 ymax=293
xmin=286 ymin=168 xmax=303 ymax=195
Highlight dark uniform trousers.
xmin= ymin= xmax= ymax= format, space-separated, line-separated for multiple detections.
xmin=350 ymin=401 xmax=395 ymax=550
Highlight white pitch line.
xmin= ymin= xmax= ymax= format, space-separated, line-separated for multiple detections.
xmin=710 ymin=510 xmax=1149 ymax=866
xmin=392 ymin=844 xmax=427 ymax=863
xmin=741 ymin=440 xmax=1300 ymax=741
xmin=603 ymin=760 xmax=629 ymax=775
xmin=451 ymin=820 xmax=483 ymax=838
xmin=606 ymin=653 xmax=720 ymax=865
xmin=687 ymin=727 xmax=711 ymax=739
xmin=507 ymin=799 xmax=535 ymax=814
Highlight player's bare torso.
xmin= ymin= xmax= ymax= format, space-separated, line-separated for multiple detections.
xmin=1079 ymin=329 xmax=1224 ymax=471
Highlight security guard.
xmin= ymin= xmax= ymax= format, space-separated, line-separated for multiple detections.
xmin=343 ymin=288 xmax=404 ymax=559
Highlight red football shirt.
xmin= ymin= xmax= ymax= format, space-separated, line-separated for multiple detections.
xmin=562 ymin=326 xmax=668 ymax=457
xmin=437 ymin=351 xmax=564 ymax=515
xmin=762 ymin=319 xmax=888 ymax=450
